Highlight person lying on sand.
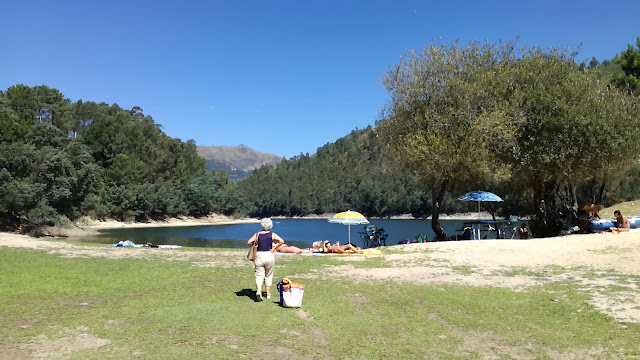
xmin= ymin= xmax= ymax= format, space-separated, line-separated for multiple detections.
xmin=272 ymin=242 xmax=311 ymax=254
xmin=609 ymin=210 xmax=631 ymax=234
xmin=326 ymin=241 xmax=364 ymax=254
xmin=312 ymin=240 xmax=331 ymax=253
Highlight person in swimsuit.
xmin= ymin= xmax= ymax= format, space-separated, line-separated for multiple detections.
xmin=609 ymin=210 xmax=631 ymax=234
xmin=273 ymin=243 xmax=311 ymax=254
xmin=247 ymin=218 xmax=284 ymax=301
xmin=311 ymin=240 xmax=330 ymax=253
xmin=325 ymin=241 xmax=363 ymax=254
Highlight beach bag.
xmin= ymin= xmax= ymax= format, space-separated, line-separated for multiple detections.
xmin=247 ymin=240 xmax=258 ymax=261
xmin=277 ymin=278 xmax=305 ymax=308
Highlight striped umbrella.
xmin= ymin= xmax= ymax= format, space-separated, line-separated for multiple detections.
xmin=328 ymin=210 xmax=370 ymax=244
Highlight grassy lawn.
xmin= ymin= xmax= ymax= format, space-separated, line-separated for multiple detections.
xmin=1 ymin=246 xmax=639 ymax=359
xmin=600 ymin=200 xmax=640 ymax=218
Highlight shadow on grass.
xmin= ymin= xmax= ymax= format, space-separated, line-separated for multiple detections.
xmin=236 ymin=288 xmax=282 ymax=305
xmin=235 ymin=288 xmax=262 ymax=302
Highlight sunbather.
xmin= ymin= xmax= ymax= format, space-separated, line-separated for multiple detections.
xmin=312 ymin=240 xmax=331 ymax=253
xmin=326 ymin=241 xmax=363 ymax=254
xmin=273 ymin=243 xmax=311 ymax=254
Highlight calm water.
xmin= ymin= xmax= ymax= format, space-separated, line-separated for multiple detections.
xmin=75 ymin=219 xmax=519 ymax=249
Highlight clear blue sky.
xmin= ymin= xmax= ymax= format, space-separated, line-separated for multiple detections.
xmin=1 ymin=0 xmax=638 ymax=158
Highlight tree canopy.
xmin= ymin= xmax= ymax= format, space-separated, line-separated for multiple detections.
xmin=377 ymin=40 xmax=640 ymax=238
xmin=0 ymin=85 xmax=251 ymax=232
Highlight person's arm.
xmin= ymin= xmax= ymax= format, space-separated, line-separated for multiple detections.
xmin=247 ymin=233 xmax=257 ymax=246
xmin=272 ymin=233 xmax=285 ymax=246
xmin=272 ymin=241 xmax=284 ymax=252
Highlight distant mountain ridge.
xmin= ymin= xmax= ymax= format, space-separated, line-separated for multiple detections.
xmin=196 ymin=145 xmax=282 ymax=181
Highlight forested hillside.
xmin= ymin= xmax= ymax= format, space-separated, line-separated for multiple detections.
xmin=0 ymin=85 xmax=250 ymax=233
xmin=238 ymin=126 xmax=466 ymax=218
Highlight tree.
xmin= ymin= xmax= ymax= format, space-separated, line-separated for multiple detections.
xmin=497 ymin=49 xmax=640 ymax=235
xmin=615 ymin=36 xmax=640 ymax=95
xmin=378 ymin=40 xmax=516 ymax=239
xmin=0 ymin=125 xmax=100 ymax=224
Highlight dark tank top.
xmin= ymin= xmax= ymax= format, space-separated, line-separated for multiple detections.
xmin=257 ymin=232 xmax=273 ymax=252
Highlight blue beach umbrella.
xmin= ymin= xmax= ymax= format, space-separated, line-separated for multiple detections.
xmin=457 ymin=191 xmax=503 ymax=217
xmin=328 ymin=210 xmax=369 ymax=244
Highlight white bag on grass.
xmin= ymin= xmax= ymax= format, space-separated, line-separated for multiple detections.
xmin=278 ymin=278 xmax=305 ymax=308
xmin=282 ymin=284 xmax=305 ymax=308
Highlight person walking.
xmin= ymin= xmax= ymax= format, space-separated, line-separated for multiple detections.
xmin=247 ymin=218 xmax=284 ymax=301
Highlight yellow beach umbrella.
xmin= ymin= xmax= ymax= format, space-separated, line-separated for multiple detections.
xmin=328 ymin=210 xmax=369 ymax=244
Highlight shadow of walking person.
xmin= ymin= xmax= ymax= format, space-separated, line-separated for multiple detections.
xmin=235 ymin=288 xmax=262 ymax=302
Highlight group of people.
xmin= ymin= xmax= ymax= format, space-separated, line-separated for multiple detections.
xmin=246 ymin=218 xmax=363 ymax=302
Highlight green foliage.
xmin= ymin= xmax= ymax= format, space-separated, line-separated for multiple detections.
xmin=613 ymin=36 xmax=640 ymax=95
xmin=495 ymin=48 xmax=640 ymax=235
xmin=0 ymin=85 xmax=250 ymax=229
xmin=0 ymin=130 xmax=100 ymax=224
xmin=375 ymin=39 xmax=640 ymax=237
xmin=237 ymin=127 xmax=435 ymax=218
xmin=378 ymin=40 xmax=519 ymax=238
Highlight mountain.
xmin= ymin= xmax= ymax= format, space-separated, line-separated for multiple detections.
xmin=196 ymin=145 xmax=283 ymax=181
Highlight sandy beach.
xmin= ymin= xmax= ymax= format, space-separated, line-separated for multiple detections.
xmin=75 ymin=214 xmax=259 ymax=230
xmin=2 ymin=227 xmax=639 ymax=324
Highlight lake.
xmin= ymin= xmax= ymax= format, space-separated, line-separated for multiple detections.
xmin=75 ymin=218 xmax=522 ymax=249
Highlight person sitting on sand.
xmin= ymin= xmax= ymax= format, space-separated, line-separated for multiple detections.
xmin=519 ymin=223 xmax=529 ymax=239
xmin=326 ymin=241 xmax=363 ymax=254
xmin=272 ymin=242 xmax=311 ymax=254
xmin=609 ymin=210 xmax=631 ymax=234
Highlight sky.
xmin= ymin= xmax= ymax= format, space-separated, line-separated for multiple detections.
xmin=1 ymin=0 xmax=639 ymax=159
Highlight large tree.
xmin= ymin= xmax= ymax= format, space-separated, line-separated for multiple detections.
xmin=495 ymin=48 xmax=640 ymax=235
xmin=378 ymin=40 xmax=640 ymax=238
xmin=378 ymin=40 xmax=516 ymax=239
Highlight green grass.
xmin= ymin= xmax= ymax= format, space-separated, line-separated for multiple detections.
xmin=1 ymin=246 xmax=639 ymax=359
xmin=600 ymin=200 xmax=640 ymax=219
xmin=451 ymin=266 xmax=473 ymax=275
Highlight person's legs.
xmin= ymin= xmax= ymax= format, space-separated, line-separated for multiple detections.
xmin=254 ymin=256 xmax=266 ymax=300
xmin=262 ymin=252 xmax=276 ymax=298
xmin=619 ymin=227 xmax=631 ymax=233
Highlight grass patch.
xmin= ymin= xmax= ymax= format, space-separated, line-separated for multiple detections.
xmin=502 ymin=267 xmax=546 ymax=278
xmin=451 ymin=266 xmax=473 ymax=275
xmin=1 ymin=246 xmax=639 ymax=359
xmin=600 ymin=200 xmax=640 ymax=219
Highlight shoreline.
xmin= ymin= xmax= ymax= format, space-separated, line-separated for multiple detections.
xmin=78 ymin=216 xmax=259 ymax=230
xmin=274 ymin=211 xmax=506 ymax=221
xmin=2 ymin=212 xmax=521 ymax=238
